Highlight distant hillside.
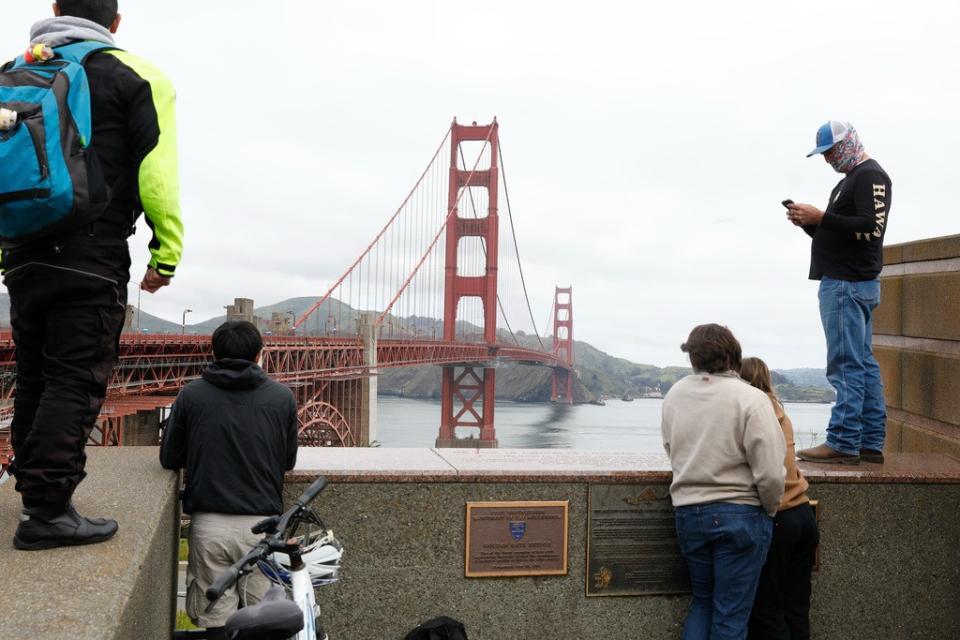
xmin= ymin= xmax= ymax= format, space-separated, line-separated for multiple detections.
xmin=379 ymin=331 xmax=835 ymax=404
xmin=128 ymin=307 xmax=182 ymax=333
xmin=775 ymin=368 xmax=830 ymax=389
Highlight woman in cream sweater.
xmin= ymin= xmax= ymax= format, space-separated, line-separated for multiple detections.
xmin=662 ymin=324 xmax=786 ymax=640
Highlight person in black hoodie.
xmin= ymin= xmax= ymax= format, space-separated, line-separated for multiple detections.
xmin=160 ymin=321 xmax=298 ymax=638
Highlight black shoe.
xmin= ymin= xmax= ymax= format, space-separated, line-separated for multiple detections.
xmin=13 ymin=501 xmax=118 ymax=551
xmin=860 ymin=448 xmax=885 ymax=464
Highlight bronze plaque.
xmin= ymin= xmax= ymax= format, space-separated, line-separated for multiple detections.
xmin=587 ymin=484 xmax=690 ymax=596
xmin=465 ymin=501 xmax=568 ymax=577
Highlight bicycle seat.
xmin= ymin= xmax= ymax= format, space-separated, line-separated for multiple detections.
xmin=225 ymin=585 xmax=304 ymax=640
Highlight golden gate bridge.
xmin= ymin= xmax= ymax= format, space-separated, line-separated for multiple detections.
xmin=0 ymin=119 xmax=576 ymax=475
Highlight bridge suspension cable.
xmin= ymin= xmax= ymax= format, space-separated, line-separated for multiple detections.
xmin=498 ymin=139 xmax=547 ymax=351
xmin=294 ymin=124 xmax=453 ymax=333
xmin=293 ymin=119 xmax=555 ymax=360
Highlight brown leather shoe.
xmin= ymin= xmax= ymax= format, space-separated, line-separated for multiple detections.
xmin=860 ymin=448 xmax=885 ymax=464
xmin=797 ymin=443 xmax=860 ymax=465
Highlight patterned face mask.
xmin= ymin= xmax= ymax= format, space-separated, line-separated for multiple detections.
xmin=826 ymin=126 xmax=865 ymax=173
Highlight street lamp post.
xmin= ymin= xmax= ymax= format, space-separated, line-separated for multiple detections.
xmin=181 ymin=308 xmax=192 ymax=335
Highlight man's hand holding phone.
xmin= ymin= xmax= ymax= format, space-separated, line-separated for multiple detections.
xmin=782 ymin=199 xmax=824 ymax=226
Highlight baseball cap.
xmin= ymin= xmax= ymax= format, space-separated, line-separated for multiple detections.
xmin=806 ymin=121 xmax=852 ymax=157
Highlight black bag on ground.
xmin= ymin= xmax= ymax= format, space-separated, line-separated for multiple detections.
xmin=403 ymin=616 xmax=468 ymax=640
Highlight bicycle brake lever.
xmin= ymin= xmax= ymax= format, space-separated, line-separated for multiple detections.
xmin=251 ymin=516 xmax=281 ymax=535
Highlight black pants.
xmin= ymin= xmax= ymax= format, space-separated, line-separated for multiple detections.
xmin=3 ymin=234 xmax=130 ymax=509
xmin=748 ymin=502 xmax=820 ymax=640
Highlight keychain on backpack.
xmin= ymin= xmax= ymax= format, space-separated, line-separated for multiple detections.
xmin=24 ymin=44 xmax=54 ymax=63
xmin=0 ymin=108 xmax=16 ymax=131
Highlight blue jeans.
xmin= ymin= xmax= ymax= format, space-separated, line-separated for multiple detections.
xmin=818 ymin=277 xmax=886 ymax=455
xmin=675 ymin=503 xmax=773 ymax=640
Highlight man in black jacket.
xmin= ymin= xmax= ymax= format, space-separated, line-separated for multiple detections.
xmin=160 ymin=321 xmax=299 ymax=638
xmin=786 ymin=121 xmax=891 ymax=466
xmin=5 ymin=0 xmax=183 ymax=550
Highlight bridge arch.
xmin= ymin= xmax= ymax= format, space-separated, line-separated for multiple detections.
xmin=298 ymin=399 xmax=356 ymax=447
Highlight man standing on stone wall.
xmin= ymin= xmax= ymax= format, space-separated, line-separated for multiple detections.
xmin=4 ymin=0 xmax=183 ymax=550
xmin=786 ymin=121 xmax=891 ymax=465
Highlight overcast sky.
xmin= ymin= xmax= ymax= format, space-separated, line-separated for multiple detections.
xmin=2 ymin=1 xmax=957 ymax=368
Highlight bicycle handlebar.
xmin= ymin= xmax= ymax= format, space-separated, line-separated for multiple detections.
xmin=295 ymin=476 xmax=327 ymax=508
xmin=275 ymin=476 xmax=328 ymax=534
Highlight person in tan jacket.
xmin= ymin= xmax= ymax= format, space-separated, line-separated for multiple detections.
xmin=741 ymin=357 xmax=820 ymax=640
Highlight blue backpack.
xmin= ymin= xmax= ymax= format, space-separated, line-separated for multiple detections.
xmin=0 ymin=41 xmax=115 ymax=242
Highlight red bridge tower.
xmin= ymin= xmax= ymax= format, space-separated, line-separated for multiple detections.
xmin=436 ymin=120 xmax=500 ymax=448
xmin=551 ymin=286 xmax=575 ymax=403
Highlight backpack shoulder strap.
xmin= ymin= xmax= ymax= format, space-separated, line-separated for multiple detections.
xmin=55 ymin=41 xmax=122 ymax=65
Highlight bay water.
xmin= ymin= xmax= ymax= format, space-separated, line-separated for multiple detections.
xmin=376 ymin=397 xmax=832 ymax=451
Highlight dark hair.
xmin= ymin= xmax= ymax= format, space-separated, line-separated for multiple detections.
xmin=56 ymin=0 xmax=118 ymax=28
xmin=212 ymin=321 xmax=263 ymax=362
xmin=680 ymin=324 xmax=742 ymax=374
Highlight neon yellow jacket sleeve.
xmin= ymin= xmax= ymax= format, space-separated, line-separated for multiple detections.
xmin=108 ymin=50 xmax=184 ymax=277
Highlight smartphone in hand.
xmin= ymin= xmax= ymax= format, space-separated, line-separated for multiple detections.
xmin=781 ymin=199 xmax=794 ymax=208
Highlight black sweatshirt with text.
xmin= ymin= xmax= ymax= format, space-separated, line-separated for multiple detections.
xmin=803 ymin=158 xmax=892 ymax=281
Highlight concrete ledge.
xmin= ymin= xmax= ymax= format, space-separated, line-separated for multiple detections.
xmin=0 ymin=448 xmax=179 ymax=640
xmin=885 ymin=233 xmax=960 ymax=264
xmin=287 ymin=449 xmax=960 ymax=640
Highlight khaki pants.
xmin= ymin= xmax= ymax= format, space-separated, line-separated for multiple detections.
xmin=186 ymin=512 xmax=273 ymax=628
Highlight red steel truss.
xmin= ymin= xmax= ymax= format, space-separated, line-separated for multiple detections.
xmin=0 ymin=332 xmax=560 ymax=403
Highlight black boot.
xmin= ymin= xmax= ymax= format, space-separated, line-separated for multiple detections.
xmin=13 ymin=501 xmax=118 ymax=551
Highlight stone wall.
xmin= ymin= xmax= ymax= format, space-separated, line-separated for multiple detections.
xmin=0 ymin=448 xmax=180 ymax=640
xmin=286 ymin=449 xmax=960 ymax=640
xmin=875 ymin=234 xmax=960 ymax=458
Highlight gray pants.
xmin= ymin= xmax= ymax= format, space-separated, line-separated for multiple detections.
xmin=186 ymin=512 xmax=273 ymax=628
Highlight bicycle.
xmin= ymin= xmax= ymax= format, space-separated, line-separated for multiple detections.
xmin=174 ymin=476 xmax=342 ymax=640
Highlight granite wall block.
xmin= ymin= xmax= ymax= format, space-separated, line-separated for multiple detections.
xmin=873 ymin=346 xmax=901 ymax=410
xmin=901 ymin=350 xmax=960 ymax=428
xmin=901 ymin=272 xmax=960 ymax=341
xmin=874 ymin=275 xmax=902 ymax=336
xmin=285 ymin=479 xmax=960 ymax=640
xmin=900 ymin=234 xmax=960 ymax=263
